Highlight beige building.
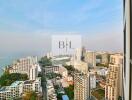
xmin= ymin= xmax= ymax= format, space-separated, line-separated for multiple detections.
xmin=74 ymin=72 xmax=90 ymax=100
xmin=74 ymin=60 xmax=90 ymax=100
xmin=101 ymin=53 xmax=109 ymax=64
xmin=84 ymin=51 xmax=96 ymax=68
xmin=43 ymin=66 xmax=59 ymax=75
xmin=9 ymin=56 xmax=38 ymax=78
xmin=105 ymin=54 xmax=123 ymax=100
xmin=74 ymin=61 xmax=88 ymax=74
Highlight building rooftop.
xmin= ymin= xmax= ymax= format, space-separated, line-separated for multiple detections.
xmin=24 ymin=80 xmax=34 ymax=84
xmin=10 ymin=81 xmax=23 ymax=87
xmin=0 ymin=81 xmax=23 ymax=92
xmin=0 ymin=87 xmax=6 ymax=92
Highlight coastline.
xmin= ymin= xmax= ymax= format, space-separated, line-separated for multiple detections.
xmin=0 ymin=57 xmax=17 ymax=76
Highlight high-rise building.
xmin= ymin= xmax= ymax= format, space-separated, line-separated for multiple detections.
xmin=123 ymin=0 xmax=132 ymax=100
xmin=90 ymin=72 xmax=96 ymax=89
xmin=84 ymin=51 xmax=96 ymax=68
xmin=101 ymin=53 xmax=109 ymax=65
xmin=47 ymin=52 xmax=53 ymax=59
xmin=81 ymin=47 xmax=86 ymax=61
xmin=74 ymin=72 xmax=90 ymax=100
xmin=74 ymin=60 xmax=90 ymax=100
xmin=105 ymin=54 xmax=123 ymax=100
xmin=74 ymin=48 xmax=82 ymax=62
xmin=74 ymin=61 xmax=88 ymax=74
xmin=29 ymin=64 xmax=38 ymax=80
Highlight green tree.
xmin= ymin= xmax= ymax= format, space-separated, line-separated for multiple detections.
xmin=0 ymin=73 xmax=28 ymax=86
xmin=64 ymin=85 xmax=74 ymax=100
xmin=39 ymin=56 xmax=52 ymax=67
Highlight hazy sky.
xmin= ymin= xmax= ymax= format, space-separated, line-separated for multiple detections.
xmin=0 ymin=0 xmax=123 ymax=57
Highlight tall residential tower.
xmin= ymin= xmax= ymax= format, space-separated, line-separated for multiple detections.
xmin=74 ymin=59 xmax=90 ymax=100
xmin=105 ymin=54 xmax=123 ymax=100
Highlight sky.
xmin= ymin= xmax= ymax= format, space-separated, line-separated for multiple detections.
xmin=0 ymin=0 xmax=123 ymax=58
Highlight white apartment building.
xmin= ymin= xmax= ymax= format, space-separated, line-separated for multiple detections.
xmin=74 ymin=48 xmax=82 ymax=62
xmin=43 ymin=66 xmax=59 ymax=75
xmin=29 ymin=64 xmax=39 ymax=80
xmin=105 ymin=54 xmax=123 ymax=100
xmin=47 ymin=52 xmax=53 ymax=59
xmin=0 ymin=78 xmax=42 ymax=100
xmin=97 ymin=68 xmax=108 ymax=76
xmin=9 ymin=56 xmax=38 ymax=77
xmin=90 ymin=73 xmax=96 ymax=89
xmin=23 ymin=78 xmax=42 ymax=93
xmin=0 ymin=81 xmax=23 ymax=100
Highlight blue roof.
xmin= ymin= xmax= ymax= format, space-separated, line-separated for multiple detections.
xmin=10 ymin=81 xmax=23 ymax=87
xmin=62 ymin=95 xmax=69 ymax=100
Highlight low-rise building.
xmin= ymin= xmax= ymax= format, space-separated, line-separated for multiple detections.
xmin=43 ymin=66 xmax=59 ymax=75
xmin=97 ymin=68 xmax=108 ymax=76
xmin=23 ymin=78 xmax=42 ymax=93
xmin=0 ymin=78 xmax=42 ymax=100
xmin=0 ymin=81 xmax=23 ymax=100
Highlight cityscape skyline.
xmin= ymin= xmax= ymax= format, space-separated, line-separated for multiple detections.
xmin=0 ymin=0 xmax=131 ymax=100
xmin=0 ymin=47 xmax=124 ymax=100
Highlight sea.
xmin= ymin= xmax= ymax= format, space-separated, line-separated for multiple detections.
xmin=0 ymin=50 xmax=48 ymax=76
xmin=0 ymin=56 xmax=20 ymax=76
xmin=0 ymin=53 xmax=43 ymax=76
